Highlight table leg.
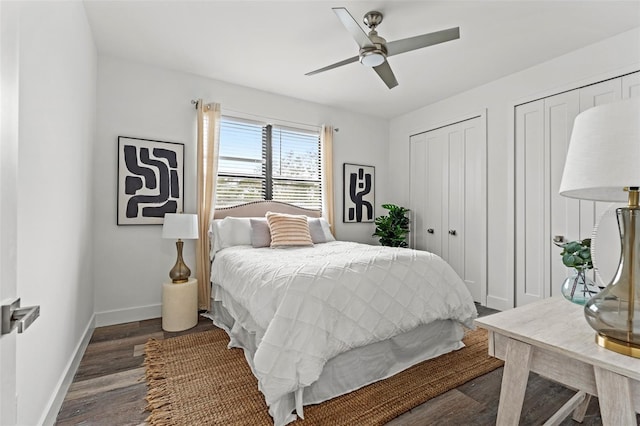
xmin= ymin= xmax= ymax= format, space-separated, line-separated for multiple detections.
xmin=593 ymin=366 xmax=636 ymax=426
xmin=496 ymin=338 xmax=533 ymax=425
xmin=572 ymin=393 xmax=591 ymax=422
xmin=543 ymin=391 xmax=588 ymax=426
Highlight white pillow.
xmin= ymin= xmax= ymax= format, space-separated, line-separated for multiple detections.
xmin=308 ymin=218 xmax=326 ymax=243
xmin=209 ymin=219 xmax=223 ymax=256
xmin=210 ymin=217 xmax=253 ymax=254
xmin=318 ymin=217 xmax=335 ymax=242
xmin=250 ymin=218 xmax=271 ymax=248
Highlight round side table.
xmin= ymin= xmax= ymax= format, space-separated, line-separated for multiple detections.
xmin=162 ymin=278 xmax=198 ymax=332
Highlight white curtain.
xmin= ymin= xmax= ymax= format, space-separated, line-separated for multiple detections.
xmin=321 ymin=125 xmax=335 ymax=235
xmin=196 ymin=100 xmax=221 ymax=310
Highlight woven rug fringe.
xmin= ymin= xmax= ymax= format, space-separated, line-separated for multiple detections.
xmin=144 ymin=338 xmax=173 ymax=426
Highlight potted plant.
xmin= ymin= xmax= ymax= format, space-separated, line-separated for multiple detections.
xmin=372 ymin=204 xmax=410 ymax=247
xmin=556 ymin=238 xmax=599 ymax=305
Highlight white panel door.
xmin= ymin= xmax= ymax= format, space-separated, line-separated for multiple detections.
xmin=409 ymin=134 xmax=428 ymax=250
xmin=460 ymin=122 xmax=485 ymax=302
xmin=447 ymin=128 xmax=464 ymax=279
xmin=426 ymin=132 xmax=446 ymax=257
xmin=410 ymin=130 xmax=446 ymax=256
xmin=410 ymin=116 xmax=486 ymax=303
xmin=515 ymin=100 xmax=546 ymax=306
xmin=515 ymin=75 xmax=628 ymax=307
xmin=547 ymin=90 xmax=580 ymax=296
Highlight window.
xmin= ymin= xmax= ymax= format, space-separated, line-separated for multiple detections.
xmin=216 ymin=116 xmax=322 ymax=210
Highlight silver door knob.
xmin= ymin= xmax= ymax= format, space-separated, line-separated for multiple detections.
xmin=448 ymin=229 xmax=457 ymax=236
xmin=427 ymin=228 xmax=434 ymax=234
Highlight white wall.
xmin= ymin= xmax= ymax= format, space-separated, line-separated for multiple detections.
xmin=388 ymin=27 xmax=640 ymax=310
xmin=16 ymin=2 xmax=97 ymax=425
xmin=94 ymin=56 xmax=389 ymax=324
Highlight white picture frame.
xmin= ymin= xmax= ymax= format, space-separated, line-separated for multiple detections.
xmin=343 ymin=163 xmax=375 ymax=223
xmin=117 ymin=136 xmax=184 ymax=225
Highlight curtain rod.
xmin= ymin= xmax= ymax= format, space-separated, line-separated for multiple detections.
xmin=190 ymin=99 xmax=324 ymax=131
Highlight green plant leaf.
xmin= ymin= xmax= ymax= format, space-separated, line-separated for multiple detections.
xmin=558 ymin=238 xmax=593 ymax=271
xmin=373 ymin=203 xmax=410 ymax=247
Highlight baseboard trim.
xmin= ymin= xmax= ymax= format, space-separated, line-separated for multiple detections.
xmin=95 ymin=303 xmax=161 ymax=327
xmin=486 ymin=295 xmax=512 ymax=312
xmin=40 ymin=313 xmax=95 ymax=426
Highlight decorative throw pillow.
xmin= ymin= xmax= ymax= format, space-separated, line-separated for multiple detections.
xmin=308 ymin=218 xmax=326 ymax=244
xmin=318 ymin=217 xmax=336 ymax=242
xmin=250 ymin=218 xmax=271 ymax=248
xmin=266 ymin=212 xmax=313 ymax=247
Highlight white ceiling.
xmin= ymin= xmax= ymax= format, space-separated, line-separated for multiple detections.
xmin=83 ymin=0 xmax=640 ymax=119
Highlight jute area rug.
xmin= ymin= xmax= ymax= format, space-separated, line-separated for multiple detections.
xmin=144 ymin=327 xmax=503 ymax=425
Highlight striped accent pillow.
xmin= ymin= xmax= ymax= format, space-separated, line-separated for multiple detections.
xmin=266 ymin=212 xmax=313 ymax=247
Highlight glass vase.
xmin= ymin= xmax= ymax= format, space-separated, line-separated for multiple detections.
xmin=561 ymin=270 xmax=599 ymax=305
xmin=584 ymin=207 xmax=640 ymax=357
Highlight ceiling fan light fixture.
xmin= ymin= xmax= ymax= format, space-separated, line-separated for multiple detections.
xmin=360 ymin=50 xmax=385 ymax=67
xmin=306 ymin=7 xmax=460 ymax=89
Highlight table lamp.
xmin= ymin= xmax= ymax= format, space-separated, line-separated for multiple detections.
xmin=559 ymin=97 xmax=640 ymax=358
xmin=162 ymin=213 xmax=199 ymax=283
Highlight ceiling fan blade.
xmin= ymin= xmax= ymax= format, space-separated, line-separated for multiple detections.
xmin=373 ymin=61 xmax=398 ymax=89
xmin=386 ymin=27 xmax=460 ymax=57
xmin=332 ymin=7 xmax=372 ymax=48
xmin=305 ymin=55 xmax=359 ymax=76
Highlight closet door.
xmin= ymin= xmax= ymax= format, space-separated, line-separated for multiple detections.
xmin=515 ymin=100 xmax=546 ymax=306
xmin=409 ymin=116 xmax=486 ymax=303
xmin=458 ymin=120 xmax=485 ymax=302
xmin=409 ymin=134 xmax=428 ymax=251
xmin=515 ymin=74 xmax=634 ymax=307
xmin=547 ymin=90 xmax=580 ymax=296
xmin=447 ymin=128 xmax=464 ymax=278
xmin=426 ymin=131 xmax=447 ymax=256
xmin=410 ymin=130 xmax=446 ymax=256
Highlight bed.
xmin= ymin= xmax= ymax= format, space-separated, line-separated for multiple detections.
xmin=206 ymin=201 xmax=477 ymax=426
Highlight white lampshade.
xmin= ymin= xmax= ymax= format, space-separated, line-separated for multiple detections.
xmin=559 ymin=98 xmax=640 ymax=202
xmin=162 ymin=213 xmax=199 ymax=240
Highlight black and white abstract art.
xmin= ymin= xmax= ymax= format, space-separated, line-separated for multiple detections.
xmin=117 ymin=136 xmax=184 ymax=225
xmin=343 ymin=163 xmax=375 ymax=223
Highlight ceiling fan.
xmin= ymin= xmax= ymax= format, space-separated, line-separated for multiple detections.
xmin=306 ymin=7 xmax=460 ymax=89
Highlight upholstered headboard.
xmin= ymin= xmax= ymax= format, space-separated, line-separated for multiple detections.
xmin=213 ymin=201 xmax=322 ymax=219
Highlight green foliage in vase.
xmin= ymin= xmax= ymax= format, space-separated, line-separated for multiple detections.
xmin=372 ymin=204 xmax=410 ymax=247
xmin=559 ymin=238 xmax=593 ymax=271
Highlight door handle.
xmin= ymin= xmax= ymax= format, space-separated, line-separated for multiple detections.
xmin=1 ymin=298 xmax=40 ymax=335
xmin=427 ymin=228 xmax=434 ymax=234
xmin=448 ymin=229 xmax=457 ymax=236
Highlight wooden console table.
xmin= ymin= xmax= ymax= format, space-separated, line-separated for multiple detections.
xmin=475 ymin=297 xmax=640 ymax=425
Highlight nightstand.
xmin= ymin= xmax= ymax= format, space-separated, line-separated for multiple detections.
xmin=162 ymin=278 xmax=198 ymax=332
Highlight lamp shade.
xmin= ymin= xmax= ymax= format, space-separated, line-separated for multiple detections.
xmin=559 ymin=98 xmax=640 ymax=202
xmin=162 ymin=213 xmax=199 ymax=240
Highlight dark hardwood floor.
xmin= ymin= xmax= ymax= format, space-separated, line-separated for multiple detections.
xmin=55 ymin=304 xmax=608 ymax=425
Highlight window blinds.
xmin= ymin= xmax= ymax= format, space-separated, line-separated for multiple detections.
xmin=216 ymin=116 xmax=322 ymax=210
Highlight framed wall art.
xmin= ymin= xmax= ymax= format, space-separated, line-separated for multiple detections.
xmin=343 ymin=163 xmax=375 ymax=223
xmin=117 ymin=136 xmax=184 ymax=225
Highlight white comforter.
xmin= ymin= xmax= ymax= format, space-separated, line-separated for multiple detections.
xmin=211 ymin=241 xmax=476 ymax=420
